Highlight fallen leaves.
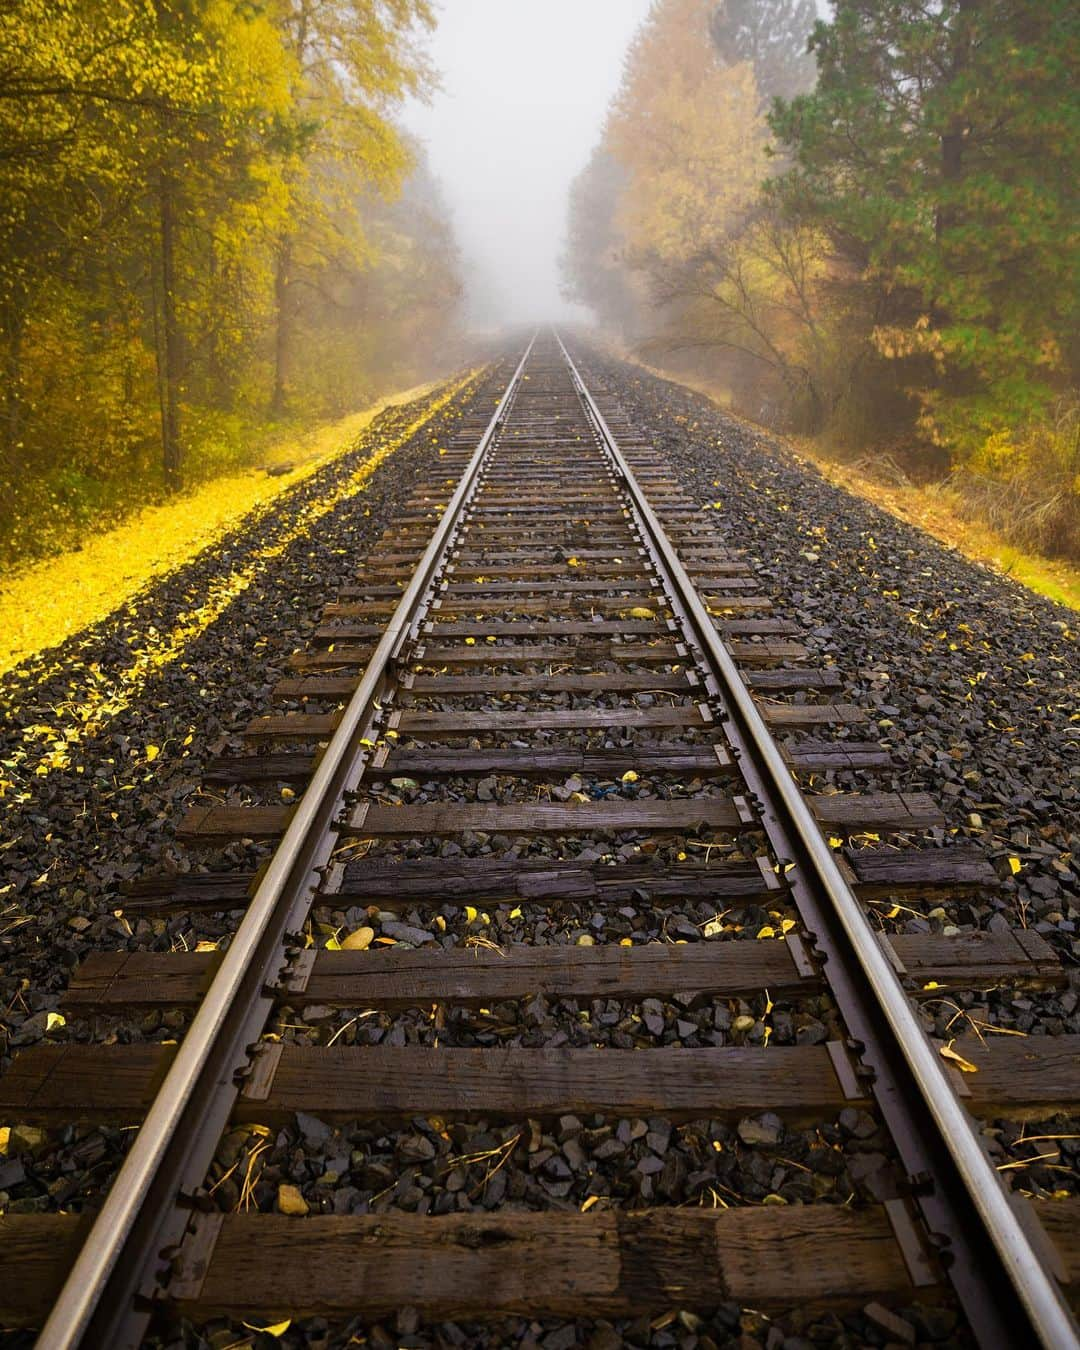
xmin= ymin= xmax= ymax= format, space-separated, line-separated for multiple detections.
xmin=276 ymin=1183 xmax=309 ymax=1215
xmin=940 ymin=1042 xmax=979 ymax=1074
xmin=340 ymin=926 xmax=374 ymax=951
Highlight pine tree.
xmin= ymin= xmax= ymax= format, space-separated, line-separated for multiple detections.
xmin=769 ymin=0 xmax=1080 ymax=449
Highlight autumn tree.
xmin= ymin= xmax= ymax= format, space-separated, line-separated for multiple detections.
xmin=0 ymin=0 xmax=460 ymax=563
xmin=269 ymin=0 xmax=435 ymax=415
xmin=708 ymin=0 xmax=816 ymax=104
xmin=562 ymin=147 xmax=638 ymax=333
xmin=566 ymin=0 xmax=830 ymax=418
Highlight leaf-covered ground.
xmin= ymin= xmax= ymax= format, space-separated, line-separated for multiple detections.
xmin=0 ymin=377 xmax=451 ymax=676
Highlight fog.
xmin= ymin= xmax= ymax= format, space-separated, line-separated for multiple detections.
xmin=401 ymin=0 xmax=653 ymax=327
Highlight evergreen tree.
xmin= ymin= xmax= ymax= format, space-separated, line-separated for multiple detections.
xmin=769 ymin=0 xmax=1080 ymax=449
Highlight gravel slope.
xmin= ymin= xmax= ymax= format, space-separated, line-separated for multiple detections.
xmin=0 ymin=368 xmax=493 ymax=1057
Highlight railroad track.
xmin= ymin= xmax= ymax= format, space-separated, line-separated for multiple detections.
xmin=1 ymin=333 xmax=1078 ymax=1348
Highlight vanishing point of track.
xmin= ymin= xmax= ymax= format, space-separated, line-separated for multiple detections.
xmin=2 ymin=334 xmax=1079 ymax=1348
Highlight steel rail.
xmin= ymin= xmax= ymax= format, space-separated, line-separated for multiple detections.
xmin=37 ymin=335 xmax=537 ymax=1350
xmin=557 ymin=331 xmax=1079 ymax=1350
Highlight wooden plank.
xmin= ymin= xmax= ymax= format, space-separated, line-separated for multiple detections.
xmin=336 ymin=597 xmax=701 ymax=619
xmin=338 ymin=857 xmax=778 ymax=905
xmin=286 ymin=645 xmax=376 ymax=670
xmin=243 ymin=705 xmax=710 ymax=740
xmin=177 ymin=794 xmax=944 ymax=843
xmin=442 ymin=579 xmax=660 ymax=595
xmin=370 ymin=746 xmax=733 ymax=778
xmin=726 ymin=641 xmax=808 ymax=665
xmin=760 ymin=703 xmax=868 ymax=729
xmin=204 ymin=753 xmax=319 ymax=784
xmin=811 ymin=793 xmax=945 ymax=832
xmin=417 ymin=621 xmax=664 ymax=638
xmin=61 ymin=930 xmax=1063 ymax=1014
xmin=394 ymin=706 xmax=710 ymax=733
xmin=746 ymin=670 xmax=844 ymax=692
xmin=890 ymin=928 xmax=1063 ymax=986
xmin=413 ymin=642 xmax=685 ymax=665
xmin=11 ymin=1037 xmax=1080 ymax=1126
xmin=346 ymin=798 xmax=746 ymax=838
xmin=207 ymin=746 xmax=733 ymax=785
xmin=0 ymin=1044 xmax=862 ymax=1123
xmin=784 ymin=740 xmax=892 ymax=771
xmin=847 ymin=847 xmax=999 ymax=897
xmin=120 ymin=871 xmax=257 ymax=908
xmin=112 ymin=859 xmax=779 ymax=917
xmin=0 ymin=1043 xmax=176 ymax=1119
xmin=720 ymin=619 xmax=798 ymax=634
xmin=946 ymin=1034 xmax=1080 ymax=1118
xmin=178 ymin=804 xmax=294 ymax=842
xmin=162 ymin=1207 xmax=932 ymax=1319
xmin=0 ymin=1214 xmax=89 ymax=1327
xmin=65 ymin=943 xmax=806 ymax=1012
xmin=402 ymin=672 xmax=698 ymax=694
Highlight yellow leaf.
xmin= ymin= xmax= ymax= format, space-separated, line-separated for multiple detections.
xmin=1008 ymin=856 xmax=1022 ymax=875
xmin=756 ymin=925 xmax=776 ymax=939
xmin=923 ymin=981 xmax=941 ymax=990
xmin=940 ymin=1043 xmax=979 ymax=1073
xmin=194 ymin=941 xmax=219 ymax=953
xmin=465 ymin=637 xmax=476 ymax=646
xmin=242 ymin=1320 xmax=292 ymax=1337
xmin=464 ymin=905 xmax=478 ymax=923
xmin=280 ymin=786 xmax=295 ymax=801
xmin=570 ymin=791 xmax=590 ymax=803
xmin=627 ymin=606 xmax=654 ymax=620
xmin=341 ymin=926 xmax=374 ymax=951
xmin=568 ymin=556 xmax=582 ymax=568
xmin=324 ymin=936 xmax=341 ymax=951
xmin=145 ymin=744 xmax=160 ymax=762
xmin=621 ymin=770 xmax=639 ymax=783
xmin=276 ymin=1184 xmax=308 ymax=1215
xmin=580 ymin=1195 xmax=599 ymax=1212
xmin=619 ymin=937 xmax=633 ymax=946
xmin=45 ymin=1012 xmax=65 ymax=1032
xmin=828 ymin=836 xmax=844 ymax=849
xmin=0 ymin=1126 xmax=9 ymax=1155
xmin=780 ymin=918 xmax=796 ymax=934
xmin=509 ymin=906 xmax=522 ymax=919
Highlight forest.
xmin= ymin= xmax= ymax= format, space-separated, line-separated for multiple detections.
xmin=563 ymin=0 xmax=1080 ymax=559
xmin=0 ymin=0 xmax=461 ymax=566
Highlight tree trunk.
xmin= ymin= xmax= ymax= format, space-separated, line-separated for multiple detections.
xmin=937 ymin=0 xmax=976 ymax=241
xmin=271 ymin=238 xmax=292 ymax=418
xmin=0 ymin=303 xmax=24 ymax=476
xmin=157 ymin=169 xmax=183 ymax=490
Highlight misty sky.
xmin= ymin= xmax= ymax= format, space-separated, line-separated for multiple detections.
xmin=401 ymin=0 xmax=654 ymax=326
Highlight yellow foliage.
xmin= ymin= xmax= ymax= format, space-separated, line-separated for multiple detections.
xmin=0 ymin=377 xmax=455 ymax=677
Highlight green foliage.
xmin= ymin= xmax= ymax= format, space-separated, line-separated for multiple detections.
xmin=768 ymin=0 xmax=1080 ymax=453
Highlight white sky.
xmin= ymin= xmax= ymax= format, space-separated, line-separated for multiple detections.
xmin=401 ymin=0 xmax=654 ymax=326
